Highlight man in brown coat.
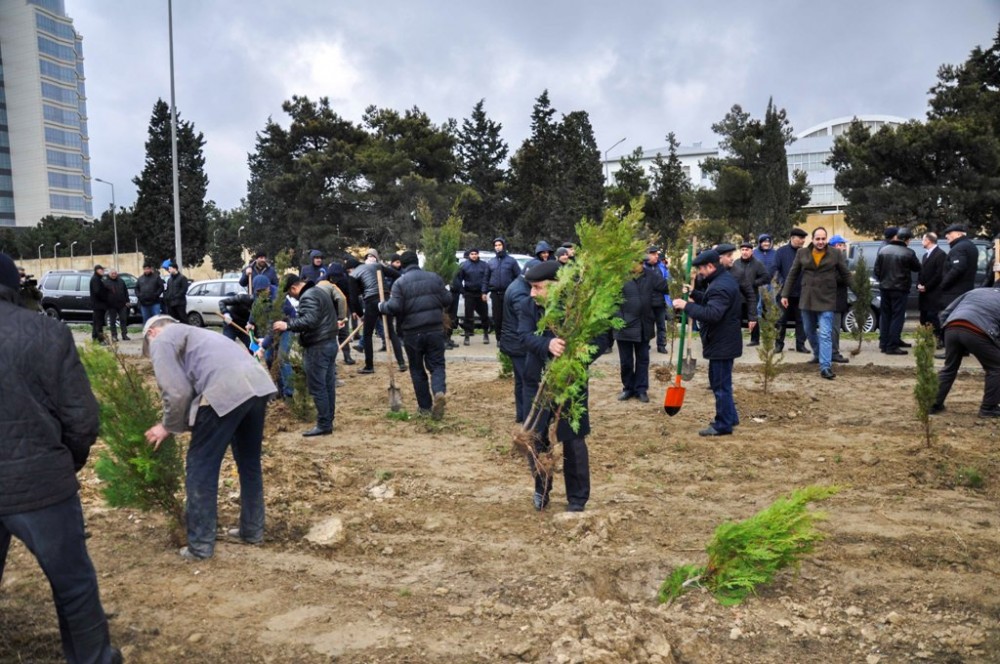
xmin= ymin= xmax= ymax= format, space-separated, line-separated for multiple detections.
xmin=781 ymin=227 xmax=850 ymax=380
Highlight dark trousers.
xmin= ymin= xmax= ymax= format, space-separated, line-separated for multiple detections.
xmin=750 ymin=289 xmax=771 ymax=344
xmin=775 ymin=295 xmax=805 ymax=349
xmin=652 ymin=306 xmax=667 ymax=349
xmin=165 ymin=302 xmax=187 ymax=324
xmin=402 ymin=330 xmax=447 ymax=410
xmin=304 ymin=339 xmax=338 ymax=430
xmin=91 ymin=307 xmax=106 ymax=341
xmin=708 ymin=358 xmax=738 ymax=433
xmin=185 ymin=397 xmax=268 ymax=557
xmin=879 ymin=289 xmax=908 ymax=351
xmin=490 ymin=290 xmax=506 ymax=341
xmin=0 ymin=494 xmax=114 ymax=664
xmin=462 ymin=290 xmax=489 ymax=336
xmin=617 ymin=338 xmax=650 ymax=396
xmin=920 ymin=308 xmax=943 ymax=343
xmin=223 ymin=322 xmax=251 ymax=349
xmin=337 ymin=320 xmax=354 ymax=362
xmin=935 ymin=326 xmax=1000 ymax=408
xmin=447 ymin=295 xmax=460 ymax=335
xmin=531 ymin=433 xmax=590 ymax=510
xmin=106 ymin=307 xmax=130 ymax=339
xmin=363 ymin=297 xmax=403 ymax=369
xmin=511 ymin=353 xmax=527 ymax=423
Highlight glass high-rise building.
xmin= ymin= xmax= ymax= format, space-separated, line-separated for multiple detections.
xmin=0 ymin=0 xmax=92 ymax=227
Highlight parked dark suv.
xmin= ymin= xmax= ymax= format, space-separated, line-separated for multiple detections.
xmin=844 ymin=238 xmax=993 ymax=333
xmin=39 ymin=270 xmax=141 ymax=322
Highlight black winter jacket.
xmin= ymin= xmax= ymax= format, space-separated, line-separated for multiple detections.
xmin=136 ymin=273 xmax=165 ymax=306
xmin=89 ymin=271 xmax=108 ymax=310
xmin=685 ymin=268 xmax=743 ymax=360
xmin=286 ymin=282 xmax=337 ymax=347
xmin=0 ymin=289 xmax=99 ymax=515
xmin=499 ymin=276 xmax=531 ymax=357
xmin=918 ymin=246 xmax=947 ymax=311
xmin=728 ymin=258 xmax=768 ymax=320
xmin=219 ymin=292 xmax=254 ymax=327
xmin=379 ymin=266 xmax=451 ymax=335
xmin=486 ymin=253 xmax=521 ymax=292
xmin=104 ymin=276 xmax=130 ymax=310
xmin=874 ymin=241 xmax=920 ymax=292
xmin=164 ymin=273 xmax=189 ymax=306
xmin=614 ymin=270 xmax=670 ymax=343
xmin=939 ymin=236 xmax=980 ymax=309
xmin=773 ymin=244 xmax=802 ymax=298
xmin=351 ymin=263 xmax=401 ymax=302
xmin=458 ymin=258 xmax=489 ymax=294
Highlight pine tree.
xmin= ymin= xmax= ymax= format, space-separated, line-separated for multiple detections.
xmin=913 ymin=324 xmax=939 ymax=447
xmin=647 ymin=133 xmax=691 ymax=243
xmin=849 ymin=253 xmax=874 ymax=355
xmin=132 ymin=99 xmax=209 ymax=266
xmin=606 ymin=146 xmax=650 ymax=211
xmin=455 ymin=99 xmax=510 ymax=242
xmin=756 ymin=280 xmax=784 ymax=393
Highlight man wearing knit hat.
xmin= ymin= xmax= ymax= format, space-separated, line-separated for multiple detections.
xmin=0 ymin=253 xmax=123 ymax=662
xmin=379 ymin=251 xmax=452 ymax=419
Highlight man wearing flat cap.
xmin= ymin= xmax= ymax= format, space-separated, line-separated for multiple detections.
xmin=938 ymin=224 xmax=979 ymax=312
xmin=517 ymin=260 xmax=609 ymax=510
xmin=672 ymin=249 xmax=743 ymax=436
xmin=644 ymin=246 xmax=671 ymax=353
xmin=729 ymin=242 xmax=769 ymax=344
xmin=772 ymin=228 xmax=809 ymax=353
xmin=379 ymin=251 xmax=452 ymax=420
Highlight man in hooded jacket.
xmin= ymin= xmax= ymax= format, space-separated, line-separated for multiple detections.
xmin=486 ymin=237 xmax=521 ymax=343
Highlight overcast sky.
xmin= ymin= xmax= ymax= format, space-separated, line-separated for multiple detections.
xmin=72 ymin=1 xmax=1000 ymax=214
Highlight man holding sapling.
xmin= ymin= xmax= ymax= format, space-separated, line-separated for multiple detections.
xmin=0 ymin=253 xmax=123 ymax=663
xmin=143 ymin=315 xmax=277 ymax=560
xmin=672 ymin=249 xmax=743 ymax=437
xmin=517 ymin=260 xmax=611 ymax=511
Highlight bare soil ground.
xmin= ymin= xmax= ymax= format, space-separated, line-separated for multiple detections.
xmin=2 ymin=357 xmax=999 ymax=663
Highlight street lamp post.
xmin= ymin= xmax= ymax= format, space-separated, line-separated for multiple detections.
xmin=89 ymin=240 xmax=95 ymax=263
xmin=70 ymin=240 xmax=78 ymax=269
xmin=37 ymin=243 xmax=44 ymax=276
xmin=603 ymin=137 xmax=627 ymax=183
xmin=53 ymin=242 xmax=61 ymax=270
xmin=94 ymin=178 xmax=119 ymax=270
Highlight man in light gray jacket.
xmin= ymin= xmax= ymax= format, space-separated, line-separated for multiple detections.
xmin=143 ymin=315 xmax=277 ymax=560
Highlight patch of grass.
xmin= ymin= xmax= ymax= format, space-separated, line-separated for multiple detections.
xmin=385 ymin=410 xmax=410 ymax=422
xmin=374 ymin=469 xmax=394 ymax=482
xmin=834 ymin=454 xmax=843 ymax=464
xmin=956 ymin=466 xmax=985 ymax=490
xmin=635 ymin=440 xmax=659 ymax=457
xmin=398 ymin=588 xmax=412 ymax=598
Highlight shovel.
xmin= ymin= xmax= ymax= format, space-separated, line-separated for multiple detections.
xmin=665 ymin=242 xmax=695 ymax=416
xmin=680 ymin=244 xmax=699 ymax=381
xmin=337 ymin=321 xmax=363 ymax=353
xmin=227 ymin=320 xmax=261 ymax=354
xmin=376 ymin=268 xmax=404 ymax=412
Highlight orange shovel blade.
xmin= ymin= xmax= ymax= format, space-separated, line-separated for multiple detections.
xmin=663 ymin=375 xmax=685 ymax=416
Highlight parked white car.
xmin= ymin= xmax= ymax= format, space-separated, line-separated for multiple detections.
xmin=185 ymin=278 xmax=243 ymax=327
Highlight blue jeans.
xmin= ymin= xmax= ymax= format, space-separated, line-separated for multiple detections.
xmin=708 ymin=358 xmax=738 ymax=433
xmin=140 ymin=303 xmax=161 ymax=323
xmin=402 ymin=330 xmax=447 ymax=411
xmin=617 ymin=339 xmax=650 ymax=396
xmin=801 ymin=309 xmax=834 ymax=371
xmin=0 ymin=494 xmax=115 ymax=663
xmin=304 ymin=339 xmax=337 ymax=430
xmin=186 ymin=396 xmax=268 ymax=557
xmin=879 ymin=289 xmax=907 ymax=351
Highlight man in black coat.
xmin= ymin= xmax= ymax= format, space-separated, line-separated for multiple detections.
xmin=163 ymin=261 xmax=190 ymax=324
xmin=772 ymin=228 xmax=809 ymax=353
xmin=938 ymin=224 xmax=980 ymax=311
xmin=673 ymin=249 xmax=743 ymax=437
xmin=499 ymin=274 xmax=532 ymax=423
xmin=0 ymin=253 xmax=121 ymax=663
xmin=274 ymin=275 xmax=340 ymax=436
xmin=458 ymin=248 xmax=490 ymax=344
xmin=615 ymin=261 xmax=670 ymax=403
xmin=874 ymin=227 xmax=920 ymax=355
xmin=487 ymin=237 xmax=521 ymax=343
xmin=918 ymin=232 xmax=947 ymax=347
xmin=104 ymin=269 xmax=131 ymax=341
xmin=730 ymin=242 xmax=769 ymax=345
xmin=136 ymin=262 xmax=165 ymax=322
xmin=379 ymin=251 xmax=452 ymax=419
xmin=89 ymin=264 xmax=108 ymax=342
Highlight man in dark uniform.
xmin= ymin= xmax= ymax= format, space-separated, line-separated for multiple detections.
xmin=89 ymin=264 xmax=108 ymax=342
xmin=672 ymin=249 xmax=743 ymax=437
xmin=917 ymin=232 xmax=947 ymax=348
xmin=772 ymin=228 xmax=809 ymax=353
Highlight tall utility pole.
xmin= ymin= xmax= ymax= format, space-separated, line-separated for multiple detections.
xmin=53 ymin=242 xmax=61 ymax=269
xmin=168 ymin=0 xmax=183 ymax=269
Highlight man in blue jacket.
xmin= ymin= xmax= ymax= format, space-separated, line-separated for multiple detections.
xmin=672 ymin=249 xmax=742 ymax=437
xmin=499 ymin=274 xmax=533 ymax=423
xmin=772 ymin=228 xmax=809 ymax=353
xmin=486 ymin=237 xmax=521 ymax=343
xmin=457 ymin=248 xmax=490 ymax=345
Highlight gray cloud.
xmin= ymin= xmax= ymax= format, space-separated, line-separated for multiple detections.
xmin=73 ymin=1 xmax=999 ymax=213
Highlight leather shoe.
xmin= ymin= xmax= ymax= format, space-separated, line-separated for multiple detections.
xmin=899 ymin=341 xmax=913 ymax=348
xmin=463 ymin=336 xmax=471 ymax=346
xmin=929 ymin=403 xmax=946 ymax=415
xmin=885 ymin=348 xmax=908 ymax=355
xmin=747 ymin=341 xmax=759 ymax=347
xmin=698 ymin=426 xmax=731 ymax=437
xmin=617 ymin=391 xmax=634 ymax=401
xmin=832 ymin=354 xmax=850 ymax=363
xmin=807 ymin=357 xmax=819 ymax=364
xmin=978 ymin=405 xmax=1000 ymax=418
xmin=820 ymin=368 xmax=836 ymax=380
xmin=343 ymin=356 xmax=356 ymax=365
xmin=358 ymin=367 xmax=375 ymax=374
xmin=302 ymin=426 xmax=332 ymax=437
xmin=657 ymin=346 xmax=668 ymax=354
xmin=796 ymin=345 xmax=809 ymax=353
xmin=934 ymin=352 xmax=947 ymax=360
xmin=121 ymin=335 xmax=130 ymax=341
xmin=637 ymin=393 xmax=650 ymax=403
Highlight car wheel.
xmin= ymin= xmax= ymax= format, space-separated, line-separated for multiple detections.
xmin=187 ymin=311 xmax=205 ymax=327
xmin=43 ymin=306 xmax=60 ymax=320
xmin=843 ymin=309 xmax=876 ymax=334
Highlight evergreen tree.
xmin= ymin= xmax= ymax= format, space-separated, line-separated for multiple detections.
xmin=606 ymin=146 xmax=650 ymax=211
xmin=646 ymin=133 xmax=692 ymax=246
xmin=750 ymin=99 xmax=794 ymax=239
xmin=455 ymin=99 xmax=509 ymax=243
xmin=132 ymin=99 xmax=209 ymax=266
xmin=206 ymin=201 xmax=247 ymax=274
xmin=509 ymin=90 xmax=561 ymax=248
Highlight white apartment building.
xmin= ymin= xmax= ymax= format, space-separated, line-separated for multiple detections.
xmin=605 ymin=114 xmax=908 ymax=210
xmin=0 ymin=0 xmax=92 ymax=227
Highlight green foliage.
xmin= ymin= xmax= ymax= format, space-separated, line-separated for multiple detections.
xmin=497 ymin=350 xmax=513 ymax=379
xmin=913 ymin=324 xmax=939 ymax=447
xmin=420 ymin=199 xmax=462 ymax=284
xmin=646 ymin=133 xmax=692 ymax=243
xmin=606 ymin=146 xmax=650 ymax=211
xmin=527 ymin=200 xmax=647 ymax=432
xmin=455 ymin=99 xmax=510 ymax=244
xmin=287 ymin=344 xmax=315 ymax=423
xmin=78 ymin=344 xmax=185 ymax=529
xmin=956 ymin=466 xmax=985 ymax=490
xmin=385 ymin=411 xmax=410 ymax=422
xmin=206 ymin=202 xmax=247 ymax=273
xmin=132 ymin=99 xmax=209 ymax=266
xmin=755 ymin=281 xmax=783 ymax=393
xmin=659 ymin=485 xmax=840 ymax=606
xmin=850 ymin=252 xmax=873 ymax=355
